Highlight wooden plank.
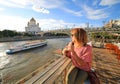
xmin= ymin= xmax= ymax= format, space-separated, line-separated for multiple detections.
xmin=34 ymin=58 xmax=71 ymax=84
xmin=42 ymin=58 xmax=71 ymax=84
xmin=34 ymin=57 xmax=68 ymax=84
xmin=16 ymin=59 xmax=55 ymax=84
xmin=24 ymin=56 xmax=66 ymax=84
xmin=34 ymin=58 xmax=66 ymax=84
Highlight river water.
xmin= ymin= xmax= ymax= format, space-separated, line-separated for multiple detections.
xmin=0 ymin=38 xmax=70 ymax=83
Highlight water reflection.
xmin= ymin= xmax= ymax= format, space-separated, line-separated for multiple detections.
xmin=0 ymin=56 xmax=9 ymax=70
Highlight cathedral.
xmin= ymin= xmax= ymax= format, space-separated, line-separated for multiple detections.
xmin=25 ymin=17 xmax=41 ymax=35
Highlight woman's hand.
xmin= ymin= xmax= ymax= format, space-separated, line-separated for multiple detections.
xmin=62 ymin=42 xmax=72 ymax=55
xmin=67 ymin=42 xmax=74 ymax=52
xmin=62 ymin=46 xmax=68 ymax=56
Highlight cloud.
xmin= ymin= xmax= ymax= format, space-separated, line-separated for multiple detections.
xmin=0 ymin=0 xmax=66 ymax=14
xmin=32 ymin=0 xmax=64 ymax=9
xmin=63 ymin=8 xmax=83 ymax=17
xmin=37 ymin=19 xmax=76 ymax=31
xmin=0 ymin=15 xmax=87 ymax=31
xmin=10 ymin=0 xmax=31 ymax=6
xmin=38 ymin=19 xmax=65 ymax=31
xmin=37 ymin=19 xmax=87 ymax=30
xmin=0 ymin=15 xmax=73 ymax=31
xmin=0 ymin=15 xmax=28 ymax=31
xmin=0 ymin=0 xmax=83 ymax=16
xmin=100 ymin=0 xmax=120 ymax=6
xmin=83 ymin=5 xmax=108 ymax=20
xmin=0 ymin=0 xmax=31 ymax=8
xmin=0 ymin=8 xmax=4 ymax=11
xmin=32 ymin=5 xmax=49 ymax=14
xmin=31 ymin=0 xmax=67 ymax=13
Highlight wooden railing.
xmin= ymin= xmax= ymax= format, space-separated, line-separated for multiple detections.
xmin=16 ymin=56 xmax=72 ymax=84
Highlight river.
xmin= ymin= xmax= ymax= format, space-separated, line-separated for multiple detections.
xmin=0 ymin=38 xmax=70 ymax=83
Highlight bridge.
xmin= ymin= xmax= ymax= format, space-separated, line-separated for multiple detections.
xmin=38 ymin=29 xmax=70 ymax=37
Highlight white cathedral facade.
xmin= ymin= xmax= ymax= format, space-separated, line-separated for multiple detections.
xmin=25 ymin=17 xmax=41 ymax=35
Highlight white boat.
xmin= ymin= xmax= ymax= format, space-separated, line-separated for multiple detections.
xmin=6 ymin=40 xmax=47 ymax=54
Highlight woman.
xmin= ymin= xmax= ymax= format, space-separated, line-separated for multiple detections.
xmin=62 ymin=28 xmax=92 ymax=84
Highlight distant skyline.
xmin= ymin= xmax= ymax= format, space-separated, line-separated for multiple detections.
xmin=0 ymin=0 xmax=120 ymax=31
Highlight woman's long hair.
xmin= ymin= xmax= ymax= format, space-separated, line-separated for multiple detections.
xmin=71 ymin=28 xmax=88 ymax=46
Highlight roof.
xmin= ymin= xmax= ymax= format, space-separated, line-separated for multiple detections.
xmin=30 ymin=17 xmax=36 ymax=22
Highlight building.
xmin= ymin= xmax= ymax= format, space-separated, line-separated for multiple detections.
xmin=25 ymin=17 xmax=41 ymax=35
xmin=105 ymin=19 xmax=120 ymax=28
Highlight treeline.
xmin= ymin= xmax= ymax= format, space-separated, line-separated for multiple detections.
xmin=0 ymin=30 xmax=69 ymax=38
xmin=91 ymin=32 xmax=120 ymax=39
xmin=0 ymin=30 xmax=32 ymax=38
xmin=43 ymin=32 xmax=69 ymax=36
xmin=91 ymin=31 xmax=120 ymax=43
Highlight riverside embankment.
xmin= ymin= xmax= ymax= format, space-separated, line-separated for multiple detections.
xmin=0 ymin=36 xmax=69 ymax=42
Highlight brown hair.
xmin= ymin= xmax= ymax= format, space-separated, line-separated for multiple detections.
xmin=71 ymin=28 xmax=88 ymax=45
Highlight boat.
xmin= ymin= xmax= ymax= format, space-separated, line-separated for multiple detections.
xmin=6 ymin=40 xmax=47 ymax=54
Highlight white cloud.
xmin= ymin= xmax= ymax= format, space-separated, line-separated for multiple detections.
xmin=37 ymin=18 xmax=90 ymax=30
xmin=32 ymin=5 xmax=49 ymax=14
xmin=37 ymin=19 xmax=64 ymax=30
xmin=37 ymin=19 xmax=74 ymax=31
xmin=83 ymin=5 xmax=108 ymax=20
xmin=0 ymin=0 xmax=65 ymax=9
xmin=31 ymin=0 xmax=66 ymax=13
xmin=0 ymin=15 xmax=86 ymax=31
xmin=0 ymin=8 xmax=4 ymax=11
xmin=0 ymin=15 xmax=71 ymax=31
xmin=0 ymin=0 xmax=83 ymax=16
xmin=32 ymin=0 xmax=64 ymax=9
xmin=0 ymin=0 xmax=65 ymax=13
xmin=0 ymin=15 xmax=28 ymax=31
xmin=37 ymin=19 xmax=87 ymax=31
xmin=63 ymin=8 xmax=83 ymax=17
xmin=0 ymin=0 xmax=31 ymax=8
xmin=9 ymin=0 xmax=31 ymax=6
xmin=100 ymin=0 xmax=120 ymax=6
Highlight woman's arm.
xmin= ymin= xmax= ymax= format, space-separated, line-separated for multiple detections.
xmin=71 ymin=50 xmax=86 ymax=66
xmin=69 ymin=42 xmax=87 ymax=66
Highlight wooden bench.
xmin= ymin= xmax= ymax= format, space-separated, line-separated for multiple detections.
xmin=16 ymin=56 xmax=71 ymax=84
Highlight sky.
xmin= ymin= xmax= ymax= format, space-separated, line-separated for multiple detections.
xmin=0 ymin=0 xmax=120 ymax=31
